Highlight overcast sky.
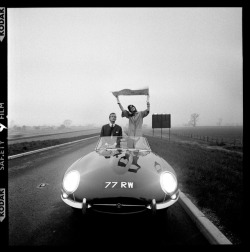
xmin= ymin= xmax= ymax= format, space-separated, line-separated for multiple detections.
xmin=7 ymin=7 xmax=242 ymax=128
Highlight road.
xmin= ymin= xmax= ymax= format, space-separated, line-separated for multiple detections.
xmin=8 ymin=137 xmax=209 ymax=247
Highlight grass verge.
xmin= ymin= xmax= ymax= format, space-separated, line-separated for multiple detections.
xmin=146 ymin=135 xmax=243 ymax=245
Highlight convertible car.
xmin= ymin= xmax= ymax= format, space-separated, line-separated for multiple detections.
xmin=61 ymin=136 xmax=179 ymax=215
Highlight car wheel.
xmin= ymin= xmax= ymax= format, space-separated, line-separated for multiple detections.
xmin=156 ymin=208 xmax=169 ymax=222
xmin=71 ymin=207 xmax=82 ymax=215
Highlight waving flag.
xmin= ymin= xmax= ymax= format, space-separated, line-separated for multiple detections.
xmin=112 ymin=87 xmax=149 ymax=97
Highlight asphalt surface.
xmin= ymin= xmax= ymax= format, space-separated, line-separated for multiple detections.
xmin=8 ymin=137 xmax=209 ymax=247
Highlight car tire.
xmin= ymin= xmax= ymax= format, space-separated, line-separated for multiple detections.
xmin=71 ymin=206 xmax=89 ymax=218
xmin=71 ymin=207 xmax=82 ymax=215
xmin=156 ymin=208 xmax=169 ymax=222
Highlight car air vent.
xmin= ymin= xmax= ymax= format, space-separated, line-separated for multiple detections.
xmin=92 ymin=197 xmax=147 ymax=205
xmin=91 ymin=197 xmax=148 ymax=214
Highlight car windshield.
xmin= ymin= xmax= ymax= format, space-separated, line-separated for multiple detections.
xmin=95 ymin=136 xmax=151 ymax=151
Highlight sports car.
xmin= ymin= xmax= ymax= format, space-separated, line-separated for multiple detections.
xmin=61 ymin=136 xmax=179 ymax=215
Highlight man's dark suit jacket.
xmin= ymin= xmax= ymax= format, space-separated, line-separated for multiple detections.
xmin=100 ymin=124 xmax=122 ymax=137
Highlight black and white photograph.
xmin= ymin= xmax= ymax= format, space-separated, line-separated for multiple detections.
xmin=0 ymin=5 xmax=243 ymax=247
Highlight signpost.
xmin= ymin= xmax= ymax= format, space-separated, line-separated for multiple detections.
xmin=152 ymin=114 xmax=171 ymax=140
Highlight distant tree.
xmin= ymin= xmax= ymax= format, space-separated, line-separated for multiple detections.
xmin=63 ymin=119 xmax=72 ymax=128
xmin=188 ymin=113 xmax=199 ymax=127
xmin=217 ymin=118 xmax=223 ymax=126
xmin=58 ymin=124 xmax=66 ymax=129
xmin=21 ymin=125 xmax=27 ymax=131
xmin=13 ymin=125 xmax=21 ymax=131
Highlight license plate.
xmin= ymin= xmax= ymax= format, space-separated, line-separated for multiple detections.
xmin=104 ymin=181 xmax=134 ymax=189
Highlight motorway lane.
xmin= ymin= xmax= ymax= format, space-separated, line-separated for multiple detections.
xmin=8 ymin=137 xmax=209 ymax=247
xmin=8 ymin=128 xmax=100 ymax=144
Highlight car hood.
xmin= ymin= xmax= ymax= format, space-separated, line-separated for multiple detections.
xmin=66 ymin=149 xmax=177 ymax=202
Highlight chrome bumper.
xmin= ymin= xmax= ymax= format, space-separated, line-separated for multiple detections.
xmin=148 ymin=193 xmax=179 ymax=210
xmin=61 ymin=195 xmax=87 ymax=209
xmin=61 ymin=192 xmax=179 ymax=211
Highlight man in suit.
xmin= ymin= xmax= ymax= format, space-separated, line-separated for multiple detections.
xmin=100 ymin=113 xmax=123 ymax=137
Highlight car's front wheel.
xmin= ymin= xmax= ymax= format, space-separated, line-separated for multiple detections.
xmin=156 ymin=208 xmax=169 ymax=220
xmin=71 ymin=207 xmax=82 ymax=215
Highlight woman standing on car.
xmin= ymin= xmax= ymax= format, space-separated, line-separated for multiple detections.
xmin=115 ymin=95 xmax=150 ymax=137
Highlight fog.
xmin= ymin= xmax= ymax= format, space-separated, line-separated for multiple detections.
xmin=8 ymin=8 xmax=242 ymax=128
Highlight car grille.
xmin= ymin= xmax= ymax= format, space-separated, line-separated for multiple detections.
xmin=90 ymin=197 xmax=149 ymax=214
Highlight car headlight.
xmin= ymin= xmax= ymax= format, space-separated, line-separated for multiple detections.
xmin=160 ymin=171 xmax=177 ymax=194
xmin=63 ymin=170 xmax=80 ymax=193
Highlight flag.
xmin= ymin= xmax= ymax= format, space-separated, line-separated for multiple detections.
xmin=112 ymin=88 xmax=149 ymax=97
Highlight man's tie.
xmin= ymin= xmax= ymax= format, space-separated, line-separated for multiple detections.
xmin=110 ymin=125 xmax=114 ymax=136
